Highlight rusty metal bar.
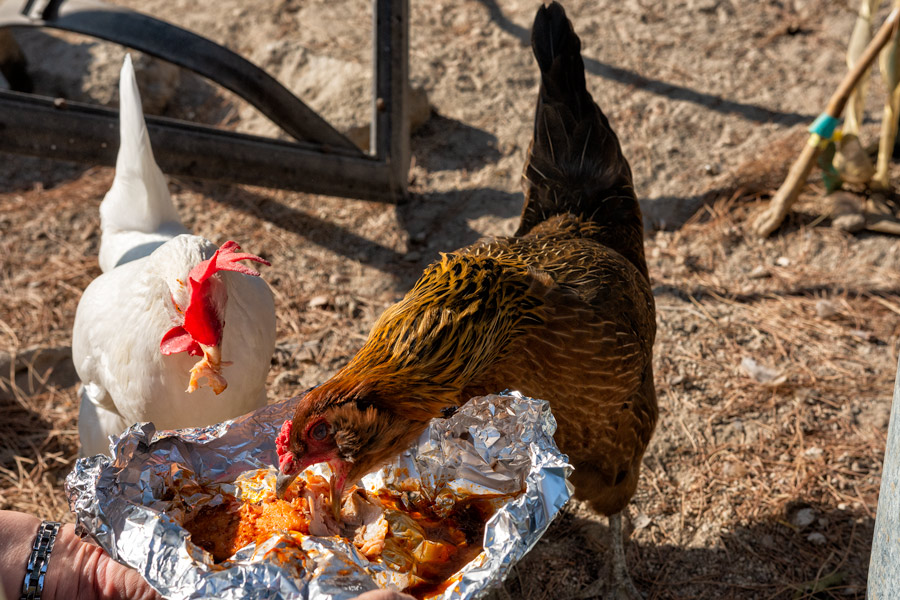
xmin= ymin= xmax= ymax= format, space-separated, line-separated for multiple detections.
xmin=0 ymin=89 xmax=399 ymax=201
xmin=0 ymin=0 xmax=410 ymax=202
xmin=0 ymin=0 xmax=361 ymax=152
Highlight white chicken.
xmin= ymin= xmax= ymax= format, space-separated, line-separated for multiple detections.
xmin=73 ymin=55 xmax=277 ymax=457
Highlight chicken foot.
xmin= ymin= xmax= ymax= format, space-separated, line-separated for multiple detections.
xmin=571 ymin=512 xmax=642 ymax=600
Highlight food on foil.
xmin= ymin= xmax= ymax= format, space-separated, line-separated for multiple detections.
xmin=66 ymin=392 xmax=573 ymax=600
xmin=184 ymin=470 xmax=332 ymax=562
xmin=182 ymin=467 xmax=511 ymax=597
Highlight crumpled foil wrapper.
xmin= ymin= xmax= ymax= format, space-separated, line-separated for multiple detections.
xmin=66 ymin=391 xmax=573 ymax=600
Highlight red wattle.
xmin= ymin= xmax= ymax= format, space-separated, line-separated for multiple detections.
xmin=160 ymin=327 xmax=202 ymax=356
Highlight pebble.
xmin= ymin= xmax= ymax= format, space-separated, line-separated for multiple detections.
xmin=703 ymin=163 xmax=720 ymax=176
xmin=721 ymin=461 xmax=747 ymax=479
xmin=815 ymin=299 xmax=839 ymax=319
xmin=632 ymin=513 xmax=651 ymax=532
xmin=803 ymin=447 xmax=823 ymax=460
xmin=308 ymin=295 xmax=330 ymax=309
xmin=748 ymin=265 xmax=770 ymax=279
xmin=792 ymin=507 xmax=816 ymax=529
xmin=807 ymin=532 xmax=826 ymax=545
xmin=850 ymin=329 xmax=876 ymax=342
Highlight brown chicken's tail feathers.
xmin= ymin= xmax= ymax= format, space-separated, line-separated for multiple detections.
xmin=518 ymin=2 xmax=645 ymax=273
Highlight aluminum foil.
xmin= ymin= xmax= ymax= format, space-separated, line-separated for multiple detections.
xmin=66 ymin=391 xmax=573 ymax=600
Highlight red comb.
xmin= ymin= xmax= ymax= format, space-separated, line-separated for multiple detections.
xmin=276 ymin=419 xmax=292 ymax=456
xmin=160 ymin=241 xmax=270 ymax=354
xmin=187 ymin=240 xmax=270 ymax=284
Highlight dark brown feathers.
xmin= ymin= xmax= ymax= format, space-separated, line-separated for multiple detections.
xmin=519 ymin=2 xmax=646 ymax=278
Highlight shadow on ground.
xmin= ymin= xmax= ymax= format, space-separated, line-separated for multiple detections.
xmin=474 ymin=0 xmax=814 ymax=128
xmin=486 ymin=501 xmax=871 ymax=600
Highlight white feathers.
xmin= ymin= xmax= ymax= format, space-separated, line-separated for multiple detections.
xmin=97 ymin=54 xmax=187 ymax=273
xmin=73 ymin=55 xmax=276 ymax=457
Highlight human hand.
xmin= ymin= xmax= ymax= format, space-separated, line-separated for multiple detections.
xmin=0 ymin=510 xmax=160 ymax=600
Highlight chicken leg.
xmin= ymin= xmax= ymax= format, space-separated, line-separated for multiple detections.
xmin=605 ymin=513 xmax=641 ymax=600
xmin=572 ymin=512 xmax=641 ymax=600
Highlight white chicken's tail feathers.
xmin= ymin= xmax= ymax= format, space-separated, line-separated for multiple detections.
xmin=98 ymin=54 xmax=186 ymax=273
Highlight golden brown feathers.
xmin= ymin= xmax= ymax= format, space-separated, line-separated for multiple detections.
xmin=279 ymin=2 xmax=657 ymax=520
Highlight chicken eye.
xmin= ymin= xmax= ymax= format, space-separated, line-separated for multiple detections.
xmin=310 ymin=421 xmax=329 ymax=441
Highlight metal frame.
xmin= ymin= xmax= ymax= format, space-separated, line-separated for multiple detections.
xmin=0 ymin=0 xmax=409 ymax=202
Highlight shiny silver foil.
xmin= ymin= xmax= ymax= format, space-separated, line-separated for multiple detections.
xmin=66 ymin=392 xmax=573 ymax=599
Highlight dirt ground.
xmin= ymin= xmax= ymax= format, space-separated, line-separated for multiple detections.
xmin=3 ymin=1 xmax=900 ymax=599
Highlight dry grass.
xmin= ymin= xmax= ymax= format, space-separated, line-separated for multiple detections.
xmin=3 ymin=156 xmax=900 ymax=599
xmin=634 ymin=192 xmax=896 ymax=599
xmin=3 ymin=1 xmax=900 ymax=594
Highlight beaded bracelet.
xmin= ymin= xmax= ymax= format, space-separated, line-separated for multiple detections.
xmin=20 ymin=521 xmax=61 ymax=600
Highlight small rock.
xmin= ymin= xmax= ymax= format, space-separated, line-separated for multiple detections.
xmin=849 ymin=329 xmax=876 ymax=342
xmin=832 ymin=212 xmax=866 ymax=233
xmin=792 ymin=507 xmax=816 ymax=529
xmin=815 ymin=299 xmax=839 ymax=319
xmin=748 ymin=265 xmax=770 ymax=279
xmin=807 ymin=532 xmax=826 ymax=545
xmin=308 ymin=295 xmax=330 ymax=309
xmin=703 ymin=163 xmax=721 ymax=176
xmin=741 ymin=356 xmax=787 ymax=386
xmin=632 ymin=512 xmax=651 ymax=532
xmin=721 ymin=461 xmax=747 ymax=479
xmin=775 ymin=256 xmax=790 ymax=267
xmin=803 ymin=446 xmax=823 ymax=460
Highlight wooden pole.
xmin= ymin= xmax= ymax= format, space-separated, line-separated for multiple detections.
xmin=752 ymin=5 xmax=900 ymax=238
xmin=867 ymin=353 xmax=900 ymax=598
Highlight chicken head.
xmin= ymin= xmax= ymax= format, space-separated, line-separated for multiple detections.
xmin=160 ymin=240 xmax=270 ymax=394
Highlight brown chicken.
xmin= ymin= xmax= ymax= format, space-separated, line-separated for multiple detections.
xmin=275 ymin=3 xmax=656 ymax=597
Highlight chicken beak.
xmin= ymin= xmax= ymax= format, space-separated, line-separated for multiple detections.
xmin=275 ymin=471 xmax=298 ymax=500
xmin=330 ymin=475 xmax=342 ymax=522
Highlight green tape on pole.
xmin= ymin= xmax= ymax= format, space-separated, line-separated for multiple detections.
xmin=808 ymin=113 xmax=840 ymax=139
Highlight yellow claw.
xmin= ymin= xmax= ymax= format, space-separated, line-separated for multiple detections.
xmin=186 ymin=344 xmax=231 ymax=394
